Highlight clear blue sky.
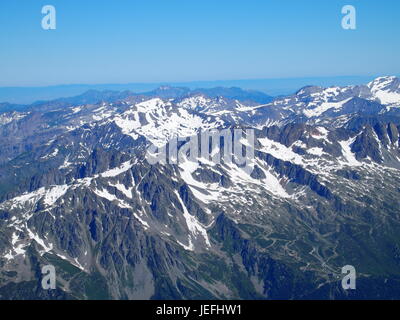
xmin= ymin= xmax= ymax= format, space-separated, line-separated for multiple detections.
xmin=0 ymin=0 xmax=399 ymax=86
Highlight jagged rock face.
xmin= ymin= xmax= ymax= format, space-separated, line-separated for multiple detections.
xmin=1 ymin=77 xmax=400 ymax=299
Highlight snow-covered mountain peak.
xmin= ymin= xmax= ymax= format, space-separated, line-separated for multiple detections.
xmin=295 ymin=85 xmax=324 ymax=96
xmin=367 ymin=76 xmax=400 ymax=105
xmin=368 ymin=76 xmax=398 ymax=90
xmin=176 ymin=94 xmax=214 ymax=110
xmin=110 ymin=97 xmax=224 ymax=147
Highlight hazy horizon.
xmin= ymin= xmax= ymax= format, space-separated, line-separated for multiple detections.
xmin=1 ymin=74 xmax=396 ymax=105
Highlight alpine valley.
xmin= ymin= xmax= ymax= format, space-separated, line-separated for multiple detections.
xmin=1 ymin=77 xmax=400 ymax=299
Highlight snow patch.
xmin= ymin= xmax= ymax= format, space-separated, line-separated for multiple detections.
xmin=339 ymin=137 xmax=361 ymax=166
xmin=174 ymin=190 xmax=210 ymax=250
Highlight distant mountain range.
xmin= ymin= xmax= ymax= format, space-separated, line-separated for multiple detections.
xmin=0 ymin=75 xmax=386 ymax=104
xmin=1 ymin=76 xmax=400 ymax=299
xmin=0 ymin=86 xmax=273 ymax=113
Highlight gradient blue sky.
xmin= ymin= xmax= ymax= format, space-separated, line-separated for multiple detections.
xmin=0 ymin=0 xmax=399 ymax=86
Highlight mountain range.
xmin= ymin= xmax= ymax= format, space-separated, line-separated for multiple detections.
xmin=0 ymin=75 xmax=382 ymax=105
xmin=1 ymin=76 xmax=400 ymax=299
